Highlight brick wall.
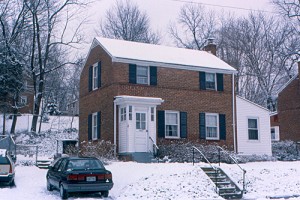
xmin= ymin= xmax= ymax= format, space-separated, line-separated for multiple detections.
xmin=80 ymin=45 xmax=235 ymax=151
xmin=278 ymin=72 xmax=300 ymax=141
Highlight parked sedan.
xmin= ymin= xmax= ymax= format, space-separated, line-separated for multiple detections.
xmin=0 ymin=149 xmax=15 ymax=186
xmin=46 ymin=157 xmax=113 ymax=199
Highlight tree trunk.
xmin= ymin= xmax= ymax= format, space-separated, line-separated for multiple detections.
xmin=10 ymin=108 xmax=18 ymax=134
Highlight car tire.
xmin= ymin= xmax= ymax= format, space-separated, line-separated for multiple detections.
xmin=9 ymin=179 xmax=15 ymax=187
xmin=46 ymin=178 xmax=53 ymax=191
xmin=102 ymin=191 xmax=109 ymax=198
xmin=60 ymin=184 xmax=68 ymax=199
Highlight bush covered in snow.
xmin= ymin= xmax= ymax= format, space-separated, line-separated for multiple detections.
xmin=272 ymin=140 xmax=300 ymax=161
xmin=79 ymin=140 xmax=116 ymax=163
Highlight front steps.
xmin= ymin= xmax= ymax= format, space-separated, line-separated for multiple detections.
xmin=201 ymin=167 xmax=243 ymax=199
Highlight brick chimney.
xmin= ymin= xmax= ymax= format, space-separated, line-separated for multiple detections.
xmin=203 ymin=38 xmax=217 ymax=56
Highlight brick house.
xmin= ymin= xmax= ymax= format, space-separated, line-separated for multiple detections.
xmin=18 ymin=77 xmax=34 ymax=114
xmin=79 ymin=37 xmax=239 ymax=157
xmin=276 ymin=62 xmax=300 ymax=141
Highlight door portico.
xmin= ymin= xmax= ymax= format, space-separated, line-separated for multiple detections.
xmin=114 ymin=96 xmax=164 ymax=154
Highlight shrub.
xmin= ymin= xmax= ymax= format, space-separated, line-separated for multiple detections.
xmin=79 ymin=140 xmax=116 ymax=163
xmin=272 ymin=140 xmax=300 ymax=161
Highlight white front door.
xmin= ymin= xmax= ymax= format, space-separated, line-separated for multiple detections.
xmin=135 ymin=112 xmax=147 ymax=152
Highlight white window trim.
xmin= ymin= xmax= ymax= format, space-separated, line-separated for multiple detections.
xmin=136 ymin=65 xmax=150 ymax=85
xmin=205 ymin=73 xmax=217 ymax=90
xmin=165 ymin=110 xmax=180 ymax=139
xmin=247 ymin=117 xmax=259 ymax=141
xmin=92 ymin=112 xmax=98 ymax=140
xmin=20 ymin=96 xmax=28 ymax=105
xmin=92 ymin=64 xmax=98 ymax=90
xmin=120 ymin=107 xmax=127 ymax=122
xmin=205 ymin=113 xmax=219 ymax=140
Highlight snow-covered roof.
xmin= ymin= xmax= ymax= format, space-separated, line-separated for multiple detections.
xmin=93 ymin=37 xmax=237 ymax=74
xmin=0 ymin=149 xmax=7 ymax=156
xmin=277 ymin=73 xmax=298 ymax=95
xmin=236 ymin=96 xmax=270 ymax=112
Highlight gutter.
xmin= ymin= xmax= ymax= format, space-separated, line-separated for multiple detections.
xmin=232 ymin=73 xmax=237 ymax=153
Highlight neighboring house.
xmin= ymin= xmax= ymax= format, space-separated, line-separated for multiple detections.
xmin=236 ymin=96 xmax=272 ymax=156
xmin=79 ymin=37 xmax=271 ymax=157
xmin=270 ymin=112 xmax=280 ymax=141
xmin=18 ymin=78 xmax=34 ymax=114
xmin=67 ymin=100 xmax=79 ymax=116
xmin=276 ymin=62 xmax=300 ymax=142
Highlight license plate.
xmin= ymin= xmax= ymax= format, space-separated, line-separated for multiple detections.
xmin=86 ymin=176 xmax=96 ymax=182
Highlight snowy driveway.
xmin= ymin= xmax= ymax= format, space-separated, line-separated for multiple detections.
xmin=1 ymin=161 xmax=300 ymax=200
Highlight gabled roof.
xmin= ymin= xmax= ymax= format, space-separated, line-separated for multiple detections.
xmin=277 ymin=74 xmax=299 ymax=95
xmin=236 ymin=96 xmax=270 ymax=112
xmin=92 ymin=37 xmax=237 ymax=74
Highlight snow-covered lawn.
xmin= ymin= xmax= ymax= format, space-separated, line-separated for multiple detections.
xmin=1 ymin=161 xmax=300 ymax=200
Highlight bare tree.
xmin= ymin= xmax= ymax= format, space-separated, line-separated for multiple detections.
xmin=22 ymin=0 xmax=88 ymax=132
xmin=218 ymin=12 xmax=299 ymax=110
xmin=97 ymin=0 xmax=160 ymax=44
xmin=169 ymin=3 xmax=217 ymax=50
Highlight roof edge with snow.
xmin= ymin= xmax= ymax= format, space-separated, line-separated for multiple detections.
xmin=237 ymin=95 xmax=270 ymax=112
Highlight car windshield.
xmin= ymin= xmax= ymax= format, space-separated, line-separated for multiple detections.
xmin=66 ymin=159 xmax=104 ymax=171
xmin=0 ymin=156 xmax=9 ymax=164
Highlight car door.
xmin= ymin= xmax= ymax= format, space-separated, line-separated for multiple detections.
xmin=54 ymin=159 xmax=68 ymax=188
xmin=49 ymin=158 xmax=63 ymax=188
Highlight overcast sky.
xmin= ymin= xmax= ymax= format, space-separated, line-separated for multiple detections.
xmin=77 ymin=0 xmax=276 ymax=54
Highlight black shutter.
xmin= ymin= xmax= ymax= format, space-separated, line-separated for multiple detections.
xmin=97 ymin=112 xmax=101 ymax=139
xmin=199 ymin=113 xmax=206 ymax=139
xmin=88 ymin=66 xmax=93 ymax=92
xmin=88 ymin=114 xmax=92 ymax=141
xmin=97 ymin=62 xmax=101 ymax=88
xmin=150 ymin=66 xmax=157 ymax=86
xmin=129 ymin=64 xmax=136 ymax=84
xmin=219 ymin=114 xmax=226 ymax=140
xmin=157 ymin=110 xmax=165 ymax=138
xmin=180 ymin=112 xmax=187 ymax=138
xmin=199 ymin=72 xmax=206 ymax=90
xmin=217 ymin=73 xmax=224 ymax=91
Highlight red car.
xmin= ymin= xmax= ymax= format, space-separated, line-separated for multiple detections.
xmin=46 ymin=157 xmax=113 ymax=199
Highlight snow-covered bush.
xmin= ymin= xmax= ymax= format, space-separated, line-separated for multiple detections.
xmin=79 ymin=140 xmax=116 ymax=163
xmin=272 ymin=140 xmax=300 ymax=161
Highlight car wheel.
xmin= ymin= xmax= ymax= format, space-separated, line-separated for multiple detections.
xmin=9 ymin=179 xmax=15 ymax=187
xmin=102 ymin=191 xmax=109 ymax=198
xmin=60 ymin=184 xmax=68 ymax=199
xmin=46 ymin=178 xmax=53 ymax=191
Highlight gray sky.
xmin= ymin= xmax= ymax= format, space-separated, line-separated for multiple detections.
xmin=77 ymin=0 xmax=275 ymax=54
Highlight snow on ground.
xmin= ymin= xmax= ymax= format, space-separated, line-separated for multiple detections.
xmin=1 ymin=161 xmax=300 ymax=200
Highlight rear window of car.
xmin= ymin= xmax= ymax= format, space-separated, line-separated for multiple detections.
xmin=0 ymin=156 xmax=10 ymax=164
xmin=67 ymin=159 xmax=104 ymax=171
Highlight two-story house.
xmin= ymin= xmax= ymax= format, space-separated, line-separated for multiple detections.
xmin=275 ymin=62 xmax=300 ymax=142
xmin=79 ymin=37 xmax=240 ymax=158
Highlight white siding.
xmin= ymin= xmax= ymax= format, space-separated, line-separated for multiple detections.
xmin=236 ymin=97 xmax=272 ymax=156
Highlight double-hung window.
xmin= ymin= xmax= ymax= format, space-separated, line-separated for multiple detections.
xmin=93 ymin=65 xmax=98 ymax=90
xmin=120 ymin=107 xmax=126 ymax=121
xmin=165 ymin=111 xmax=179 ymax=138
xmin=205 ymin=73 xmax=216 ymax=90
xmin=206 ymin=113 xmax=219 ymax=139
xmin=248 ymin=118 xmax=258 ymax=140
xmin=92 ymin=113 xmax=98 ymax=140
xmin=20 ymin=96 xmax=27 ymax=105
xmin=136 ymin=66 xmax=149 ymax=84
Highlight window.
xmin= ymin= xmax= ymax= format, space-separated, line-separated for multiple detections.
xmin=271 ymin=127 xmax=275 ymax=140
xmin=248 ymin=118 xmax=258 ymax=140
xmin=93 ymin=65 xmax=98 ymax=90
xmin=151 ymin=107 xmax=154 ymax=121
xmin=129 ymin=106 xmax=132 ymax=120
xmin=206 ymin=113 xmax=219 ymax=139
xmin=206 ymin=73 xmax=216 ymax=90
xmin=20 ymin=96 xmax=27 ymax=105
xmin=136 ymin=66 xmax=149 ymax=84
xmin=92 ymin=113 xmax=98 ymax=140
xmin=165 ymin=111 xmax=179 ymax=138
xmin=136 ymin=113 xmax=146 ymax=130
xmin=120 ymin=107 xmax=126 ymax=121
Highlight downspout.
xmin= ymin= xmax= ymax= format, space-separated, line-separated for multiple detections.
xmin=232 ymin=73 xmax=237 ymax=153
xmin=113 ymin=100 xmax=117 ymax=157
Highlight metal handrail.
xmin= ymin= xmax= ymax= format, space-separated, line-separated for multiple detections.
xmin=149 ymin=136 xmax=159 ymax=157
xmin=192 ymin=146 xmax=219 ymax=193
xmin=216 ymin=146 xmax=246 ymax=193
